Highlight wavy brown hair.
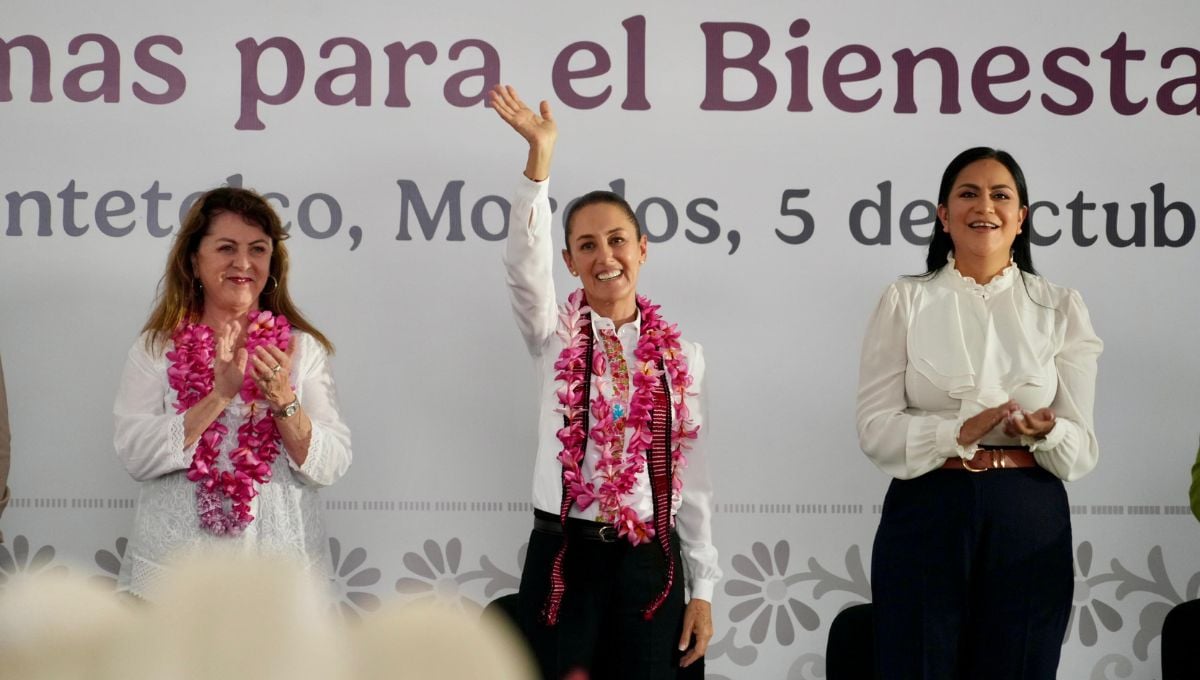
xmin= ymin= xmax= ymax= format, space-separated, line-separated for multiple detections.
xmin=141 ymin=187 xmax=333 ymax=353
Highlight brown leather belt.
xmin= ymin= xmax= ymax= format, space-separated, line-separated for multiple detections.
xmin=942 ymin=447 xmax=1037 ymax=472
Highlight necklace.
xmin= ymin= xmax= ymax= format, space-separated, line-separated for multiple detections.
xmin=553 ymin=289 xmax=699 ymax=545
xmin=167 ymin=310 xmax=291 ymax=535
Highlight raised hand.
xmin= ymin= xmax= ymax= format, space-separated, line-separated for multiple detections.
xmin=489 ymin=84 xmax=556 ymax=181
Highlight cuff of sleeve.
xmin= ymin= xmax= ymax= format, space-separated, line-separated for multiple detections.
xmin=689 ymin=578 xmax=716 ymax=603
xmin=516 ymin=173 xmax=548 ymax=197
xmin=170 ymin=413 xmax=198 ymax=466
xmin=937 ymin=418 xmax=979 ymax=460
xmin=290 ymin=425 xmax=325 ymax=482
xmin=1022 ymin=420 xmax=1066 ymax=452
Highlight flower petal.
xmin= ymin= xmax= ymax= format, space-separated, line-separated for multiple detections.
xmin=729 ymin=597 xmax=764 ymax=623
xmin=339 ymin=547 xmax=367 ymax=578
xmin=347 ymin=591 xmax=381 ymax=611
xmin=749 ymin=604 xmax=773 ymax=644
xmin=775 ymin=604 xmax=796 ymax=645
xmin=1092 ymin=599 xmax=1123 ymax=632
xmin=395 ymin=577 xmax=435 ymax=594
xmin=1076 ymin=541 xmax=1093 ymax=576
xmin=402 ymin=552 xmax=436 ymax=580
xmin=774 ymin=541 xmax=791 ymax=575
xmin=789 ymin=597 xmax=821 ymax=631
xmin=724 ymin=580 xmax=763 ymax=597
xmin=1079 ymin=606 xmax=1098 ymax=647
xmin=347 ymin=567 xmax=381 ymax=588
xmin=752 ymin=542 xmax=774 ymax=576
xmin=94 ymin=549 xmax=122 ymax=576
xmin=731 ymin=554 xmax=764 ymax=582
xmin=445 ymin=538 xmax=462 ymax=574
xmin=424 ymin=540 xmax=445 ymax=574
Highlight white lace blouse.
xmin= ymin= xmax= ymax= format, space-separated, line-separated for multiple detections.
xmin=857 ymin=258 xmax=1102 ymax=481
xmin=112 ymin=330 xmax=352 ymax=597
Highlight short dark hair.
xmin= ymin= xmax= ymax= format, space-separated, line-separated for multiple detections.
xmin=563 ymin=191 xmax=641 ymax=250
xmin=923 ymin=147 xmax=1037 ymax=276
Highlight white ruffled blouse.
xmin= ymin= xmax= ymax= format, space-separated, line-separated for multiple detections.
xmin=112 ymin=331 xmax=352 ymax=597
xmin=856 ymin=257 xmax=1102 ymax=481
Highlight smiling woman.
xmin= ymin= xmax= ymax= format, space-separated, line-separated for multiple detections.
xmin=491 ymin=83 xmax=720 ymax=679
xmin=856 ymin=147 xmax=1103 ymax=679
xmin=112 ymin=186 xmax=352 ymax=599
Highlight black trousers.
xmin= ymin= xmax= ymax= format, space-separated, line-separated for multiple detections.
xmin=517 ymin=516 xmax=686 ymax=680
xmin=1163 ymin=599 xmax=1200 ymax=679
xmin=871 ymin=467 xmax=1073 ymax=680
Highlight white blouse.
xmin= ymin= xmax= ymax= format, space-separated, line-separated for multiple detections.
xmin=112 ymin=330 xmax=352 ymax=597
xmin=857 ymin=258 xmax=1102 ymax=481
xmin=503 ymin=175 xmax=721 ymax=602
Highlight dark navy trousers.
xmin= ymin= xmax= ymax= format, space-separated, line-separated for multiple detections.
xmin=871 ymin=467 xmax=1073 ymax=679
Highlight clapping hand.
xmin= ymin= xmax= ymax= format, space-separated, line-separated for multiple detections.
xmin=250 ymin=344 xmax=295 ymax=410
xmin=213 ymin=322 xmax=248 ymax=401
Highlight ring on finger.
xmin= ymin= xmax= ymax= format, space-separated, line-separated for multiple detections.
xmin=270 ymin=364 xmax=282 ymax=375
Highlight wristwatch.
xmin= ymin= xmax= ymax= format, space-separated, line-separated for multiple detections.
xmin=273 ymin=397 xmax=300 ymax=419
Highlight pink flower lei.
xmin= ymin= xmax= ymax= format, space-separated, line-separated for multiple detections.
xmin=167 ymin=310 xmax=291 ymax=535
xmin=553 ymin=289 xmax=700 ymax=546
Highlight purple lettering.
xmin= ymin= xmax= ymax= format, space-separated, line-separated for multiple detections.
xmin=1156 ymin=47 xmax=1200 ymax=115
xmin=1100 ymin=32 xmax=1147 ymax=115
xmin=235 ymin=37 xmax=305 ymax=130
xmin=383 ymin=41 xmax=437 ymax=107
xmin=444 ymin=39 xmax=499 ymax=108
xmin=133 ymin=35 xmax=185 ymax=104
xmin=893 ymin=47 xmax=961 ymax=114
xmin=0 ymin=35 xmax=52 ymax=102
xmin=552 ymin=41 xmax=612 ymax=109
xmin=621 ymin=15 xmax=649 ymax=110
xmin=971 ymin=46 xmax=1030 ymax=114
xmin=1041 ymin=47 xmax=1092 ymax=115
xmin=316 ymin=38 xmax=371 ymax=106
xmin=64 ymin=33 xmax=121 ymax=103
xmin=699 ymin=22 xmax=775 ymax=111
xmin=823 ymin=45 xmax=881 ymax=113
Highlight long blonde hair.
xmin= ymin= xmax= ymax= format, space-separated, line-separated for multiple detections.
xmin=141 ymin=187 xmax=333 ymax=353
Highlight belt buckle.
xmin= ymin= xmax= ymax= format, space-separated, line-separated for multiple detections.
xmin=961 ymin=450 xmax=994 ymax=473
xmin=597 ymin=525 xmax=618 ymax=543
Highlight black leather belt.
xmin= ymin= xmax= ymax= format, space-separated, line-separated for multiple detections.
xmin=533 ymin=509 xmax=619 ymax=543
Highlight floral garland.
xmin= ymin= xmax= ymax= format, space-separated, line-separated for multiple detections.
xmin=553 ymin=289 xmax=700 ymax=545
xmin=167 ymin=310 xmax=291 ymax=535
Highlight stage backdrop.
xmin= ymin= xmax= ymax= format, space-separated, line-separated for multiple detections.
xmin=2 ymin=1 xmax=1198 ymax=677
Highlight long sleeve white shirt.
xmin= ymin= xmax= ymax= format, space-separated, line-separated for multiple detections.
xmin=112 ymin=330 xmax=352 ymax=597
xmin=857 ymin=259 xmax=1102 ymax=481
xmin=503 ymin=176 xmax=721 ymax=602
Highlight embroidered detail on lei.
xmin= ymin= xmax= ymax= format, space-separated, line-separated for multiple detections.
xmin=167 ymin=311 xmax=291 ymax=535
xmin=553 ymin=289 xmax=700 ymax=546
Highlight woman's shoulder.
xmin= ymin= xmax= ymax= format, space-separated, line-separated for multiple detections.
xmin=1019 ymin=271 xmax=1085 ymax=310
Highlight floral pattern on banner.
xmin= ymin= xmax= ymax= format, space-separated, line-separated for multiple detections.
xmin=394 ymin=538 xmax=525 ymax=611
xmin=328 ymin=537 xmax=382 ymax=622
xmin=92 ymin=537 xmax=127 ymax=590
xmin=1076 ymin=542 xmax=1200 ymax=661
xmin=722 ymin=541 xmax=869 ymax=650
xmin=0 ymin=535 xmax=68 ymax=589
xmin=35 ymin=529 xmax=1200 ymax=676
xmin=1067 ymin=541 xmax=1123 ymax=646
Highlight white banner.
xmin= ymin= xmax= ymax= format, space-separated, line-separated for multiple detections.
xmin=2 ymin=1 xmax=1198 ymax=676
